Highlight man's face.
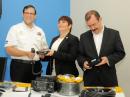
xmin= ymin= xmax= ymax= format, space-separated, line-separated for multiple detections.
xmin=86 ymin=15 xmax=102 ymax=33
xmin=23 ymin=7 xmax=36 ymax=26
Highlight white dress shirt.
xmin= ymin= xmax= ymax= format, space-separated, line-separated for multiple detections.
xmin=51 ymin=37 xmax=64 ymax=75
xmin=51 ymin=37 xmax=64 ymax=51
xmin=5 ymin=22 xmax=48 ymax=61
xmin=92 ymin=26 xmax=104 ymax=56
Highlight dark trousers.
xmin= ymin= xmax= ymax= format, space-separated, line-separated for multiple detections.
xmin=10 ymin=59 xmax=42 ymax=83
xmin=83 ymin=66 xmax=118 ymax=87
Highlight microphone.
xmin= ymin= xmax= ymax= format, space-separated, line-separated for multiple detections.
xmin=31 ymin=48 xmax=35 ymax=64
xmin=31 ymin=48 xmax=35 ymax=53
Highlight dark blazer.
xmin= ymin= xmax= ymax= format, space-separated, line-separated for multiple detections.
xmin=46 ymin=33 xmax=79 ymax=77
xmin=77 ymin=27 xmax=125 ymax=86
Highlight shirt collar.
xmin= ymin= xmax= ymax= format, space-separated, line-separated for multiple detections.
xmin=22 ymin=21 xmax=35 ymax=30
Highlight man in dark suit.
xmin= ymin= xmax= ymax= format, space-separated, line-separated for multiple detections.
xmin=77 ymin=10 xmax=125 ymax=87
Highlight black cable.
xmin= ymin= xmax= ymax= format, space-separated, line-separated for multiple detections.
xmin=31 ymin=48 xmax=42 ymax=75
xmin=28 ymin=92 xmax=31 ymax=97
xmin=28 ymin=88 xmax=32 ymax=97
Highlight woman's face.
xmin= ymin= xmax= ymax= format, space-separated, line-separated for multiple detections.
xmin=58 ymin=20 xmax=71 ymax=33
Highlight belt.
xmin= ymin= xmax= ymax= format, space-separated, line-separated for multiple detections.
xmin=12 ymin=59 xmax=39 ymax=64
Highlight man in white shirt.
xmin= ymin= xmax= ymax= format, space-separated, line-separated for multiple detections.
xmin=77 ymin=10 xmax=125 ymax=87
xmin=5 ymin=5 xmax=48 ymax=83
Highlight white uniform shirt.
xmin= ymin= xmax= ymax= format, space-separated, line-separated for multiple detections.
xmin=5 ymin=22 xmax=48 ymax=61
xmin=92 ymin=26 xmax=104 ymax=56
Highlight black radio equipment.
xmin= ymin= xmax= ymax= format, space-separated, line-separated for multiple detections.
xmin=79 ymin=88 xmax=116 ymax=97
xmin=89 ymin=58 xmax=102 ymax=68
xmin=31 ymin=75 xmax=56 ymax=93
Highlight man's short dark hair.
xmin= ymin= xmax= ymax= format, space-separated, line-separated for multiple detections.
xmin=23 ymin=5 xmax=36 ymax=15
xmin=85 ymin=10 xmax=100 ymax=21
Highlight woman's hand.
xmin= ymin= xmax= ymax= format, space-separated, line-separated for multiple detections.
xmin=46 ymin=50 xmax=55 ymax=56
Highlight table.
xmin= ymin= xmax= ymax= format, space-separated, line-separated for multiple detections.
xmin=0 ymin=82 xmax=126 ymax=97
xmin=2 ymin=88 xmax=125 ymax=97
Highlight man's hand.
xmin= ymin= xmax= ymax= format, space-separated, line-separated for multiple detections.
xmin=96 ymin=56 xmax=109 ymax=66
xmin=26 ymin=52 xmax=35 ymax=59
xmin=83 ymin=61 xmax=91 ymax=70
xmin=39 ymin=54 xmax=45 ymax=59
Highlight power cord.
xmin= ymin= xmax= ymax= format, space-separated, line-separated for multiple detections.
xmin=31 ymin=48 xmax=42 ymax=75
xmin=28 ymin=88 xmax=32 ymax=97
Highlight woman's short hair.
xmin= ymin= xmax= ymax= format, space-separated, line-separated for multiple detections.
xmin=58 ymin=16 xmax=73 ymax=32
xmin=58 ymin=16 xmax=72 ymax=25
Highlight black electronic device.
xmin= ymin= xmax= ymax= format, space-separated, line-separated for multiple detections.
xmin=0 ymin=92 xmax=3 ymax=97
xmin=42 ymin=93 xmax=51 ymax=97
xmin=31 ymin=48 xmax=49 ymax=56
xmin=31 ymin=48 xmax=35 ymax=53
xmin=0 ymin=57 xmax=7 ymax=81
xmin=36 ymin=49 xmax=49 ymax=56
xmin=32 ymin=75 xmax=56 ymax=93
xmin=79 ymin=88 xmax=116 ymax=97
xmin=89 ymin=58 xmax=101 ymax=68
xmin=0 ymin=88 xmax=5 ymax=92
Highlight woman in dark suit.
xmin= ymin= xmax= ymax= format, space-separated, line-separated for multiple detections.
xmin=45 ymin=16 xmax=79 ymax=77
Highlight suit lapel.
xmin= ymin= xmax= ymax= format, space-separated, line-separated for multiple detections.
xmin=57 ymin=33 xmax=70 ymax=51
xmin=88 ymin=31 xmax=98 ymax=57
xmin=50 ymin=33 xmax=70 ymax=51
xmin=50 ymin=36 xmax=59 ymax=48
xmin=99 ymin=27 xmax=108 ymax=57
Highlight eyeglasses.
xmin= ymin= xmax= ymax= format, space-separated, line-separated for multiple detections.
xmin=87 ymin=21 xmax=99 ymax=29
xmin=24 ymin=12 xmax=35 ymax=16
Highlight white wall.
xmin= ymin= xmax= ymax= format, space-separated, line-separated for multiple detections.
xmin=71 ymin=0 xmax=130 ymax=97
